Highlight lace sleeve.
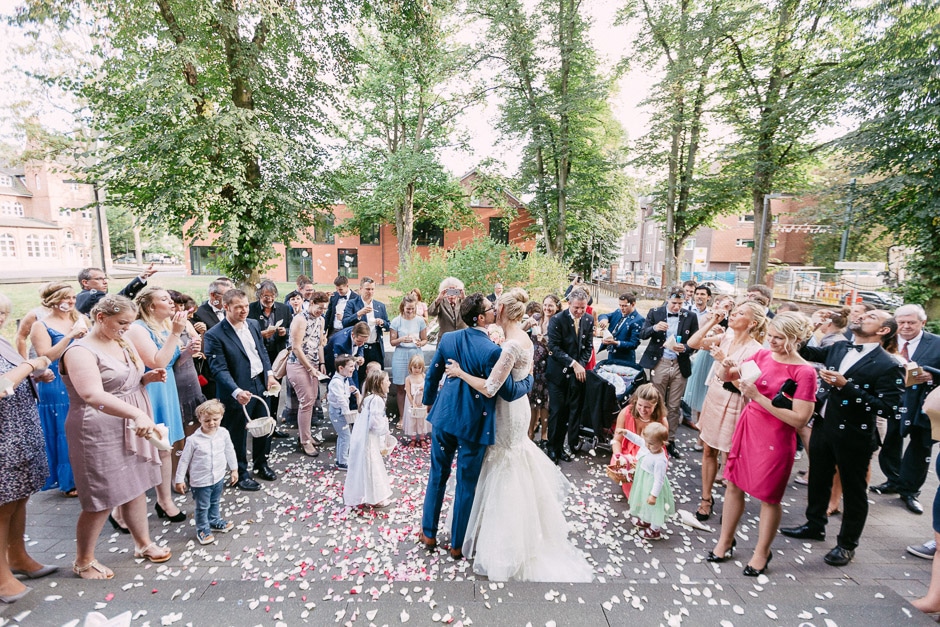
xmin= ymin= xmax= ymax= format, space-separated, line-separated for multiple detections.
xmin=483 ymin=342 xmax=518 ymax=397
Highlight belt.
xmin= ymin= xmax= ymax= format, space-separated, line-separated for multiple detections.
xmin=660 ymin=356 xmax=678 ymax=362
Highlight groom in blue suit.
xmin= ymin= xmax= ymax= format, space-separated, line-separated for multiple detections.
xmin=419 ymin=293 xmax=533 ymax=558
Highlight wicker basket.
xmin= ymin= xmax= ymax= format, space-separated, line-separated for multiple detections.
xmin=242 ymin=394 xmax=276 ymax=439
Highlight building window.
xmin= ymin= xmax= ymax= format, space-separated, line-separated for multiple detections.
xmin=59 ymin=208 xmax=72 ymax=218
xmin=337 ymin=248 xmax=358 ymax=280
xmin=189 ymin=246 xmax=222 ymax=275
xmin=684 ymin=239 xmax=695 ymax=250
xmin=65 ymin=230 xmax=73 ymax=240
xmin=1 ymin=202 xmax=24 ymax=217
xmin=658 ymin=240 xmax=663 ymax=252
xmin=736 ymin=238 xmax=755 ymax=248
xmin=0 ymin=233 xmax=13 ymax=256
xmin=286 ymin=247 xmax=314 ymax=282
xmin=645 ymin=241 xmax=652 ymax=254
xmin=80 ymin=209 xmax=93 ymax=220
xmin=682 ymin=262 xmax=692 ymax=272
xmin=359 ymin=222 xmax=381 ymax=246
xmin=412 ymin=220 xmax=444 ymax=247
xmin=738 ymin=214 xmax=755 ymax=222
xmin=26 ymin=235 xmax=40 ymax=257
xmin=489 ymin=217 xmax=509 ymax=245
xmin=41 ymin=235 xmax=56 ymax=257
xmin=0 ymin=175 xmax=12 ymax=187
xmin=313 ymin=215 xmax=334 ymax=244
xmin=34 ymin=174 xmax=40 ymax=190
xmin=69 ymin=182 xmax=80 ymax=191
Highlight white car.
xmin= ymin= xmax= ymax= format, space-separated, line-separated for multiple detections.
xmin=699 ymin=280 xmax=736 ymax=296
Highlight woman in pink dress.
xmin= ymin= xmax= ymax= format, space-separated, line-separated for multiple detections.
xmin=609 ymin=384 xmax=667 ymax=499
xmin=706 ymin=312 xmax=817 ymax=577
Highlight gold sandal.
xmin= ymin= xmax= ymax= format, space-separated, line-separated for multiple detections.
xmin=134 ymin=542 xmax=172 ymax=563
xmin=72 ymin=559 xmax=114 ymax=580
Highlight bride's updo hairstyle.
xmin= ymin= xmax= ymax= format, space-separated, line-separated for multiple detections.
xmin=497 ymin=287 xmax=529 ymax=323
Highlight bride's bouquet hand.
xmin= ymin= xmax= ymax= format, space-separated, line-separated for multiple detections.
xmin=444 ymin=359 xmax=465 ymax=380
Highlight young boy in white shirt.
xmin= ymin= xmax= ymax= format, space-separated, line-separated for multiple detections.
xmin=327 ymin=355 xmax=361 ymax=470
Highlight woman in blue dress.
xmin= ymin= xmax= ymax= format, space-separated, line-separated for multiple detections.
xmin=29 ymin=282 xmax=87 ymax=497
xmin=389 ymin=295 xmax=428 ymax=418
xmin=125 ymin=287 xmax=189 ymax=522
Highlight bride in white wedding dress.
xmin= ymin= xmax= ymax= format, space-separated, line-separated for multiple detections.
xmin=444 ymin=288 xmax=594 ymax=582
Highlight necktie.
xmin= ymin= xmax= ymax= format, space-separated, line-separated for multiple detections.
xmin=573 ymin=316 xmax=580 ymax=336
xmin=901 ymin=341 xmax=910 ymax=361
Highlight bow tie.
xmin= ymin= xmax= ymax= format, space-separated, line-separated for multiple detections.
xmin=847 ymin=344 xmax=864 ymax=352
xmin=666 ymin=313 xmax=680 ymax=318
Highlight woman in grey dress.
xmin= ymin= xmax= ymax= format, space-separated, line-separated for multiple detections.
xmin=62 ymin=295 xmax=171 ymax=580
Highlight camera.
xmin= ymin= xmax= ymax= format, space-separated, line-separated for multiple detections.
xmin=445 ymin=288 xmax=460 ymax=296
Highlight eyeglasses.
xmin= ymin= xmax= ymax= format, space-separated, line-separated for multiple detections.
xmin=89 ymin=275 xmax=108 ymax=281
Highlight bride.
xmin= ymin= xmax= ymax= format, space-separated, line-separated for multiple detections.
xmin=444 ymin=287 xmax=594 ymax=582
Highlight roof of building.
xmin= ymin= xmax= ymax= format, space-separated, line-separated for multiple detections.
xmin=0 ymin=167 xmax=33 ymax=198
xmin=0 ymin=216 xmax=60 ymax=230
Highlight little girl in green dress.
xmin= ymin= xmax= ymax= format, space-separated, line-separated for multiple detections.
xmin=617 ymin=422 xmax=675 ymax=540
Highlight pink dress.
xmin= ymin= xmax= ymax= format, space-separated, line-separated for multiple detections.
xmin=723 ymin=350 xmax=817 ymax=504
xmin=697 ymin=331 xmax=763 ymax=452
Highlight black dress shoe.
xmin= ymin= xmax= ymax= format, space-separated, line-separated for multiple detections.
xmin=902 ymin=495 xmax=924 ymax=514
xmin=779 ymin=523 xmax=825 ymax=541
xmin=823 ymin=545 xmax=855 ymax=566
xmin=237 ymin=478 xmax=261 ymax=491
xmin=667 ymin=442 xmax=682 ymax=460
xmin=272 ymin=430 xmax=290 ymax=439
xmin=869 ymin=481 xmax=897 ymax=495
xmin=558 ymin=451 xmax=574 ymax=463
xmin=253 ymin=466 xmax=277 ymax=481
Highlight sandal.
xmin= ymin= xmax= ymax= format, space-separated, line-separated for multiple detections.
xmin=695 ymin=496 xmax=714 ymax=522
xmin=134 ymin=543 xmax=172 ymax=564
xmin=72 ymin=559 xmax=114 ymax=580
xmin=62 ymin=489 xmax=78 ymax=498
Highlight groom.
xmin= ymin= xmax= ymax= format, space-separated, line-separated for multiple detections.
xmin=419 ymin=293 xmax=533 ymax=559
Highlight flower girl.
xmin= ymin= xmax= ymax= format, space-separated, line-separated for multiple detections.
xmin=617 ymin=422 xmax=675 ymax=540
xmin=343 ymin=371 xmax=394 ymax=508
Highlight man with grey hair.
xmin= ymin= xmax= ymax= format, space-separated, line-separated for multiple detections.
xmin=545 ymin=287 xmax=594 ymax=463
xmin=193 ymin=278 xmax=235 ymax=334
xmin=872 ymin=304 xmax=940 ymax=518
xmin=429 ymin=277 xmax=466 ymax=339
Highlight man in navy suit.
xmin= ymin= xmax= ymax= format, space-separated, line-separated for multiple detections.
xmin=325 ymin=322 xmax=370 ymax=388
xmin=546 ymin=287 xmax=595 ymax=463
xmin=872 ymin=304 xmax=940 ymax=515
xmin=75 ymin=264 xmax=157 ymax=315
xmin=639 ymin=286 xmax=699 ymax=458
xmin=419 ymin=294 xmax=532 ymax=558
xmin=597 ymin=292 xmax=643 ymax=366
xmin=342 ymin=277 xmax=390 ymax=381
xmin=203 ymin=289 xmax=279 ymax=492
xmin=325 ymin=275 xmax=354 ymax=339
xmin=782 ymin=310 xmax=904 ymax=566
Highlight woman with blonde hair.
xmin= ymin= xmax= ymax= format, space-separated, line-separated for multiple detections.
xmin=687 ymin=300 xmax=767 ymax=521
xmin=125 ymin=286 xmax=189 ymax=523
xmin=62 ymin=295 xmax=171 ymax=579
xmin=29 ymin=282 xmax=87 ymax=497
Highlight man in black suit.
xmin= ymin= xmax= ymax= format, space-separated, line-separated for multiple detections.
xmin=248 ymin=280 xmax=293 ymax=432
xmin=342 ymin=277 xmax=390 ymax=382
xmin=203 ymin=289 xmax=279 ymax=491
xmin=75 ymin=264 xmax=157 ymax=315
xmin=782 ymin=310 xmax=904 ymax=566
xmin=325 ymin=275 xmax=354 ymax=339
xmin=486 ymin=282 xmax=503 ymax=303
xmin=546 ymin=287 xmax=594 ymax=463
xmin=872 ymin=304 xmax=940 ymax=515
xmin=192 ymin=278 xmax=234 ymax=334
xmin=639 ymin=286 xmax=699 ymax=458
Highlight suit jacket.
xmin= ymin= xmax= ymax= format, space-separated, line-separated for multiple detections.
xmin=76 ymin=276 xmax=147 ymax=315
xmin=900 ymin=332 xmax=940 ymax=432
xmin=422 ymin=327 xmax=532 ymax=445
xmin=341 ymin=296 xmax=390 ymax=363
xmin=546 ymin=310 xmax=594 ymax=382
xmin=203 ymin=318 xmax=273 ymax=409
xmin=193 ymin=302 xmax=225 ymax=332
xmin=428 ymin=297 xmax=466 ymax=338
xmin=325 ymin=326 xmax=366 ymax=381
xmin=800 ymin=341 xmax=904 ymax=449
xmin=325 ymin=290 xmax=355 ymax=338
xmin=597 ymin=309 xmax=643 ymax=366
xmin=247 ymin=301 xmax=293 ymax=362
xmin=638 ymin=306 xmax=699 ymax=377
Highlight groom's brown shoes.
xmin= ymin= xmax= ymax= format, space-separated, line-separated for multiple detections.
xmin=449 ymin=548 xmax=464 ymax=560
xmin=418 ymin=533 xmax=437 ymax=549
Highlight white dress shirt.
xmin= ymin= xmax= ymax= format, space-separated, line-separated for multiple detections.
xmin=174 ymin=427 xmax=238 ymax=488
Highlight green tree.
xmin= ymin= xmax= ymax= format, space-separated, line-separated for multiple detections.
xmin=337 ymin=0 xmax=477 ymax=271
xmin=15 ymin=0 xmax=356 ymax=286
xmin=473 ymin=0 xmax=633 ymax=265
xmin=839 ymin=0 xmax=940 ymax=312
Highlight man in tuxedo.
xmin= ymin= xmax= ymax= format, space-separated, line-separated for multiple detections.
xmin=419 ymin=293 xmax=532 ymax=558
xmin=203 ymin=289 xmax=279 ymax=491
xmin=75 ymin=264 xmax=157 ymax=315
xmin=192 ymin=278 xmax=234 ymax=334
xmin=596 ymin=292 xmax=643 ymax=366
xmin=546 ymin=287 xmax=594 ymax=463
xmin=781 ymin=309 xmax=904 ymax=566
xmin=325 ymin=322 xmax=370 ymax=388
xmin=639 ymin=287 xmax=699 ymax=458
xmin=248 ymin=280 xmax=293 ymax=433
xmin=342 ymin=277 xmax=389 ymax=381
xmin=428 ymin=277 xmax=466 ymax=340
xmin=872 ymin=304 xmax=940 ymax=515
xmin=325 ymin=275 xmax=354 ymax=339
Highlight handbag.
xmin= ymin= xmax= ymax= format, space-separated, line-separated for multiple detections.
xmin=271 ymin=348 xmax=289 ymax=380
xmin=771 ymin=378 xmax=798 ymax=410
xmin=411 ymin=406 xmax=428 ymax=421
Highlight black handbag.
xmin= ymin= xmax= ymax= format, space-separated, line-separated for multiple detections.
xmin=772 ymin=378 xmax=799 ymax=409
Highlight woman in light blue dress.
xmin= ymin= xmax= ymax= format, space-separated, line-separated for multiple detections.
xmin=389 ymin=295 xmax=428 ymax=417
xmin=125 ymin=287 xmax=189 ymax=522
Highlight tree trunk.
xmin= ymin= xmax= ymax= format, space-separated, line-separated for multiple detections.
xmin=397 ymin=182 xmax=416 ymax=270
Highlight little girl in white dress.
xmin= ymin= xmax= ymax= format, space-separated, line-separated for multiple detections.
xmin=344 ymin=371 xmax=393 ymax=508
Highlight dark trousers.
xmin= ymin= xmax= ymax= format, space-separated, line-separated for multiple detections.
xmin=806 ymin=424 xmax=874 ymax=550
xmin=221 ymin=379 xmax=272 ymax=479
xmin=358 ymin=342 xmax=384 ymax=385
xmin=880 ymin=418 xmax=933 ymax=497
xmin=547 ymin=375 xmax=584 ymax=455
xmin=421 ymin=428 xmax=487 ymax=549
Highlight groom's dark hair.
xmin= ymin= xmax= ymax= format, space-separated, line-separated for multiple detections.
xmin=460 ymin=293 xmax=488 ymax=327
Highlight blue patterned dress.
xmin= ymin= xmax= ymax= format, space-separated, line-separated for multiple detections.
xmin=37 ymin=324 xmax=74 ymax=493
xmin=0 ymin=347 xmax=49 ymax=505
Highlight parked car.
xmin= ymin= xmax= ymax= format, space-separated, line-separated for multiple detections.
xmin=112 ymin=254 xmax=138 ymax=264
xmin=699 ymin=280 xmax=736 ymax=296
xmin=844 ymin=290 xmax=903 ymax=310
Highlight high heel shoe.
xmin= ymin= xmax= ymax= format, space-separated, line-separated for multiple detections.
xmin=155 ymin=502 xmax=186 ymax=523
xmin=705 ymin=539 xmax=736 ymax=563
xmin=108 ymin=514 xmax=130 ymax=534
xmin=695 ymin=496 xmax=714 ymax=522
xmin=743 ymin=550 xmax=773 ymax=577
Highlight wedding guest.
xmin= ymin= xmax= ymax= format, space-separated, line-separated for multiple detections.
xmin=325 ymin=276 xmax=354 ymax=339
xmin=609 ymin=383 xmax=668 ymax=500
xmin=528 ymin=295 xmax=559 ymax=443
xmin=29 ymin=282 xmax=87 ymax=497
xmin=682 ymin=295 xmax=734 ymax=433
xmin=428 ymin=277 xmax=466 ymax=340
xmin=0 ymin=293 xmax=56 ymax=603
xmin=248 ymin=281 xmax=293 ymax=426
xmin=389 ymin=295 xmax=428 ymax=417
xmin=410 ymin=288 xmax=429 ymax=324
xmin=285 ymin=291 xmax=329 ymax=457
xmin=62 ymin=295 xmax=172 ymax=580
xmin=342 ymin=277 xmax=390 ymax=383
xmin=75 ymin=264 xmax=157 ymax=315
xmin=167 ymin=290 xmax=207 ymax=488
